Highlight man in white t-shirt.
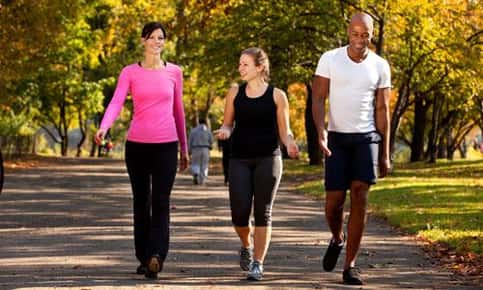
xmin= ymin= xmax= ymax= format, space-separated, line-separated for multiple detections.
xmin=312 ymin=12 xmax=391 ymax=285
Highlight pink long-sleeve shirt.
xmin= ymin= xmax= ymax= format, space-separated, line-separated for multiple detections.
xmin=100 ymin=62 xmax=188 ymax=153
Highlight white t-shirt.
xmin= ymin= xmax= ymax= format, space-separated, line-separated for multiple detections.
xmin=315 ymin=45 xmax=391 ymax=133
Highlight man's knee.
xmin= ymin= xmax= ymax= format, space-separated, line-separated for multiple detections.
xmin=350 ymin=181 xmax=369 ymax=194
xmin=326 ymin=190 xmax=346 ymax=210
xmin=350 ymin=181 xmax=369 ymax=206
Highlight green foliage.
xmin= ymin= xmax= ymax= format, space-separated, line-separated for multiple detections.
xmin=0 ymin=0 xmax=82 ymax=102
xmin=0 ymin=108 xmax=33 ymax=136
xmin=384 ymin=0 xmax=481 ymax=159
xmin=1 ymin=0 xmax=480 ymax=158
xmin=173 ymin=0 xmax=346 ymax=127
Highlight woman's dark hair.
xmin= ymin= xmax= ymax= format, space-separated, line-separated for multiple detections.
xmin=141 ymin=22 xmax=166 ymax=39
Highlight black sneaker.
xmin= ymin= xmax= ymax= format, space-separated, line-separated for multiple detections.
xmin=239 ymin=247 xmax=253 ymax=271
xmin=343 ymin=267 xmax=363 ymax=285
xmin=193 ymin=174 xmax=199 ymax=185
xmin=145 ymin=255 xmax=163 ymax=279
xmin=145 ymin=270 xmax=158 ymax=279
xmin=247 ymin=261 xmax=263 ymax=281
xmin=136 ymin=264 xmax=147 ymax=275
xmin=322 ymin=234 xmax=345 ymax=271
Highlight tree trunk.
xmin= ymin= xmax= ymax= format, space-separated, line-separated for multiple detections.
xmin=0 ymin=149 xmax=4 ymax=194
xmin=458 ymin=139 xmax=467 ymax=158
xmin=478 ymin=96 xmax=483 ymax=132
xmin=201 ymin=90 xmax=214 ymax=122
xmin=59 ymin=100 xmax=69 ymax=156
xmin=390 ymin=83 xmax=410 ymax=157
xmin=61 ymin=137 xmax=68 ymax=156
xmin=437 ymin=130 xmax=447 ymax=158
xmin=410 ymin=94 xmax=429 ymax=162
xmin=374 ymin=12 xmax=385 ymax=56
xmin=447 ymin=120 xmax=476 ymax=161
xmin=31 ymin=132 xmax=37 ymax=155
xmin=446 ymin=129 xmax=454 ymax=160
xmin=428 ymin=94 xmax=443 ymax=163
xmin=304 ymin=82 xmax=323 ymax=165
xmin=76 ymin=109 xmax=86 ymax=157
xmin=90 ymin=138 xmax=97 ymax=157
xmin=90 ymin=113 xmax=100 ymax=157
xmin=190 ymin=98 xmax=198 ymax=128
xmin=447 ymin=149 xmax=455 ymax=160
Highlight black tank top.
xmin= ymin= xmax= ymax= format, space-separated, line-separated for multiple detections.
xmin=231 ymin=83 xmax=280 ymax=158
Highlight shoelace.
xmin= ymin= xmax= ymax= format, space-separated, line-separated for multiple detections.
xmin=251 ymin=262 xmax=262 ymax=274
xmin=348 ymin=267 xmax=361 ymax=275
xmin=241 ymin=248 xmax=251 ymax=258
xmin=329 ymin=234 xmax=345 ymax=246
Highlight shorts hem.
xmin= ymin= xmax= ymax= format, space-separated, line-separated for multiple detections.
xmin=325 ymin=179 xmax=376 ymax=191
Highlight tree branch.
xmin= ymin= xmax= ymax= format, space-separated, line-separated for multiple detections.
xmin=40 ymin=125 xmax=61 ymax=144
xmin=466 ymin=30 xmax=482 ymax=43
xmin=420 ymin=67 xmax=449 ymax=96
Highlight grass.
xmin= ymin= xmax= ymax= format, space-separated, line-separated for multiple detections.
xmin=284 ymin=158 xmax=483 ymax=256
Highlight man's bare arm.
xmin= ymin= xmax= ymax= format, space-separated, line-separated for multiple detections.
xmin=375 ymin=87 xmax=391 ymax=177
xmin=312 ymin=76 xmax=331 ymax=156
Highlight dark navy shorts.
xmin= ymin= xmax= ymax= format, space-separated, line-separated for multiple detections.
xmin=324 ymin=131 xmax=381 ymax=191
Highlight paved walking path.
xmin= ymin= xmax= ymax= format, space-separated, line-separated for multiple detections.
xmin=0 ymin=157 xmax=477 ymax=289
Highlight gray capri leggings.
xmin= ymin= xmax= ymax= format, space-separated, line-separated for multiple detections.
xmin=228 ymin=156 xmax=282 ymax=227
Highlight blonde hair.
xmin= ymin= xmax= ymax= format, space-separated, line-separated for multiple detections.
xmin=241 ymin=47 xmax=270 ymax=81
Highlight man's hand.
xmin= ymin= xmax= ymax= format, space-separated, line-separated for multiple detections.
xmin=379 ymin=157 xmax=391 ymax=178
xmin=318 ymin=130 xmax=332 ymax=156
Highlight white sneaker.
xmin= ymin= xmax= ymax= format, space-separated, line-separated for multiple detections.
xmin=247 ymin=261 xmax=263 ymax=281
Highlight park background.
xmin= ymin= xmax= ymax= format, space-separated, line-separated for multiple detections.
xmin=0 ymin=0 xmax=481 ymax=280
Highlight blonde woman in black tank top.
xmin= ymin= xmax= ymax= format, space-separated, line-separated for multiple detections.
xmin=215 ymin=47 xmax=299 ymax=281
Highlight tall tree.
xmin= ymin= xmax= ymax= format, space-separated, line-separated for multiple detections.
xmin=0 ymin=0 xmax=80 ymax=103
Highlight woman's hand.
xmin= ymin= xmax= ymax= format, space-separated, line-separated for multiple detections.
xmin=94 ymin=129 xmax=106 ymax=145
xmin=286 ymin=136 xmax=299 ymax=159
xmin=214 ymin=125 xmax=232 ymax=140
xmin=179 ymin=151 xmax=188 ymax=171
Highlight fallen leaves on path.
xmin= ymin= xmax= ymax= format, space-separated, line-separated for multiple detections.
xmin=418 ymin=235 xmax=481 ymax=284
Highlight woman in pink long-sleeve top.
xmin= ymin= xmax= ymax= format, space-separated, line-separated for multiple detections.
xmin=95 ymin=22 xmax=188 ymax=280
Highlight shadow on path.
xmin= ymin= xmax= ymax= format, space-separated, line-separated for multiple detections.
xmin=0 ymin=157 xmax=477 ymax=289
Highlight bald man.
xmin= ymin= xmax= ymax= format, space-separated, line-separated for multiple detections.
xmin=312 ymin=13 xmax=391 ymax=285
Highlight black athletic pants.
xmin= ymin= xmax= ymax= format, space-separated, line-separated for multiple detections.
xmin=228 ymin=156 xmax=282 ymax=227
xmin=125 ymin=140 xmax=178 ymax=264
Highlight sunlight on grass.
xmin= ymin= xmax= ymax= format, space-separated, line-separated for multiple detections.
xmin=289 ymin=158 xmax=483 ymax=255
xmin=422 ymin=230 xmax=481 ymax=254
xmin=296 ymin=180 xmax=324 ymax=198
xmin=283 ymin=158 xmax=321 ymax=176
